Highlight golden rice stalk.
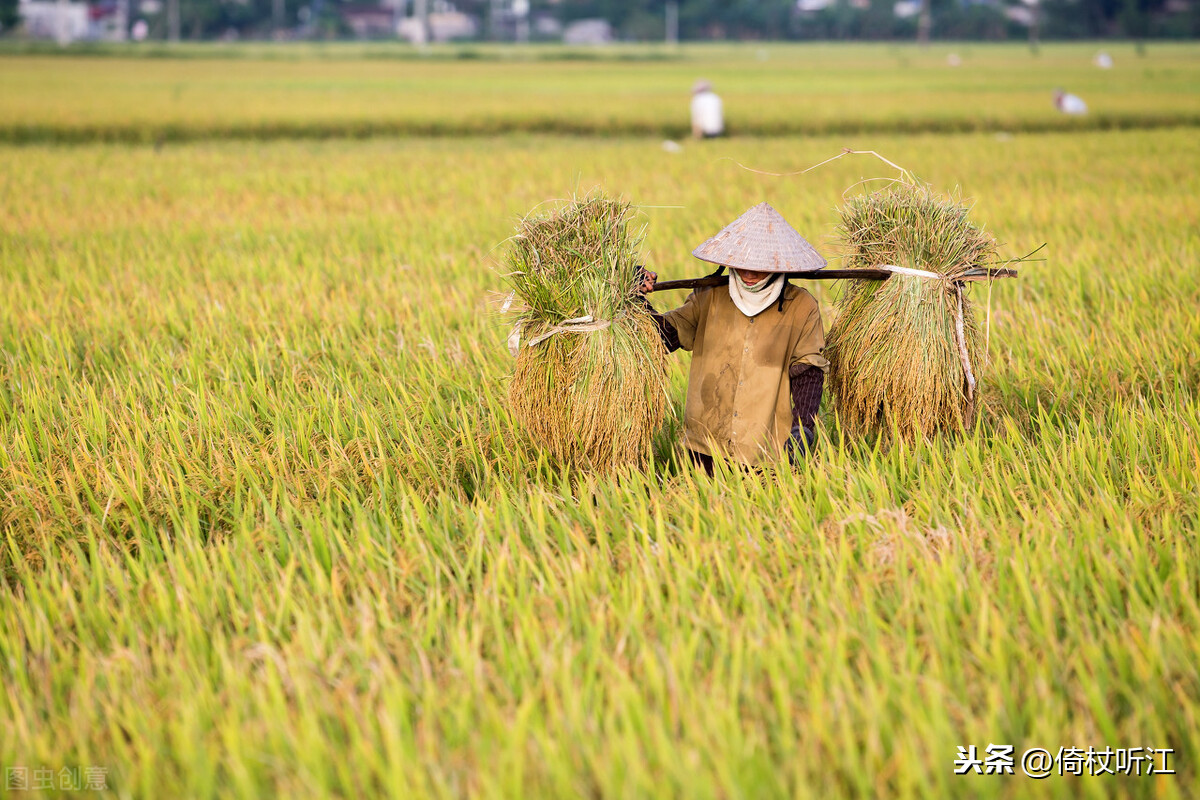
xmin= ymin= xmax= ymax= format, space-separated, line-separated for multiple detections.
xmin=505 ymin=193 xmax=668 ymax=471
xmin=826 ymin=182 xmax=996 ymax=440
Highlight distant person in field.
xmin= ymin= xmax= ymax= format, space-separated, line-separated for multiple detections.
xmin=637 ymin=204 xmax=828 ymax=475
xmin=1054 ymin=89 xmax=1088 ymax=115
xmin=691 ymin=79 xmax=724 ymax=139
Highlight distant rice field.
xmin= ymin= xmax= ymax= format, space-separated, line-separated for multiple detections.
xmin=1 ymin=43 xmax=1199 ymax=798
xmin=1 ymin=42 xmax=1199 ymax=141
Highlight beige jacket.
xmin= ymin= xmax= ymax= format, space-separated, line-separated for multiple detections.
xmin=663 ymin=282 xmax=828 ymax=465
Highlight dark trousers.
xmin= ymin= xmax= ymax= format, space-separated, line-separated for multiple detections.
xmin=688 ymin=449 xmax=715 ymax=477
xmin=688 ymin=447 xmax=809 ymax=476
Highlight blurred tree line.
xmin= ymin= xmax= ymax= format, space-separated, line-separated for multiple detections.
xmin=561 ymin=0 xmax=1197 ymax=40
xmin=0 ymin=0 xmax=21 ymax=32
xmin=3 ymin=0 xmax=1196 ymax=41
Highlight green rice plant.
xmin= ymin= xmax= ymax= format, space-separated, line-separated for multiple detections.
xmin=505 ymin=193 xmax=668 ymax=471
xmin=826 ymin=182 xmax=995 ymax=440
xmin=1 ymin=128 xmax=1199 ymax=798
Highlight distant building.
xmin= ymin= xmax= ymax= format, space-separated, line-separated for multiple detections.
xmin=397 ymin=10 xmax=477 ymax=42
xmin=88 ymin=0 xmax=127 ymax=40
xmin=340 ymin=4 xmax=396 ymax=38
xmin=18 ymin=0 xmax=90 ymax=42
xmin=428 ymin=11 xmax=476 ymax=40
xmin=1002 ymin=0 xmax=1038 ymax=26
xmin=562 ymin=18 xmax=611 ymax=45
xmin=532 ymin=13 xmax=561 ymax=38
xmin=17 ymin=0 xmax=132 ymax=41
xmin=487 ymin=0 xmax=532 ymax=41
xmin=1004 ymin=5 xmax=1034 ymax=25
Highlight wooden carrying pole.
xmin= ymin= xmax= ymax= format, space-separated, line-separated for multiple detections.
xmin=647 ymin=267 xmax=1017 ymax=293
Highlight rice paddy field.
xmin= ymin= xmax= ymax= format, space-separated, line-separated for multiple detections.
xmin=2 ymin=41 xmax=1200 ymax=141
xmin=2 ymin=42 xmax=1199 ymax=799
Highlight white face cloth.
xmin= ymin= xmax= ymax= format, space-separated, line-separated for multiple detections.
xmin=729 ymin=271 xmax=784 ymax=317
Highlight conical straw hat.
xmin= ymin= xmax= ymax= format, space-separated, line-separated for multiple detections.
xmin=691 ymin=202 xmax=827 ymax=273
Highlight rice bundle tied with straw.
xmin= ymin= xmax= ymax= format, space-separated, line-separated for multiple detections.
xmin=504 ymin=193 xmax=667 ymax=471
xmin=827 ymin=181 xmax=997 ymax=440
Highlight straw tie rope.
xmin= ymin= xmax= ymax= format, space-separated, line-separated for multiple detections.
xmin=505 ymin=314 xmax=615 ymax=357
xmin=525 ymin=316 xmax=613 ymax=347
xmin=500 ymin=291 xmax=616 ymax=355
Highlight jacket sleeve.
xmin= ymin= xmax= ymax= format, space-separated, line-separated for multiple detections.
xmin=787 ymin=364 xmax=824 ymax=461
xmin=789 ymin=364 xmax=824 ymax=431
xmin=788 ymin=292 xmax=830 ymax=373
xmin=659 ymin=289 xmax=705 ymax=352
xmin=638 ymin=296 xmax=682 ymax=352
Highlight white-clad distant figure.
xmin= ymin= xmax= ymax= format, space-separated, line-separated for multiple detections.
xmin=1054 ymin=89 xmax=1088 ymax=115
xmin=691 ymin=79 xmax=724 ymax=139
xmin=131 ymin=19 xmax=149 ymax=40
xmin=1094 ymin=52 xmax=1114 ymax=69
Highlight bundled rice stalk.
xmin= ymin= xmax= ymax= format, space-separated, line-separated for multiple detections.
xmin=505 ymin=193 xmax=668 ymax=471
xmin=826 ymin=182 xmax=997 ymax=440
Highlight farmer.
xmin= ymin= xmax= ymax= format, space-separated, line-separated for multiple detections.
xmin=690 ymin=79 xmax=724 ymax=139
xmin=1053 ymin=88 xmax=1088 ymax=115
xmin=638 ymin=203 xmax=828 ymax=474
